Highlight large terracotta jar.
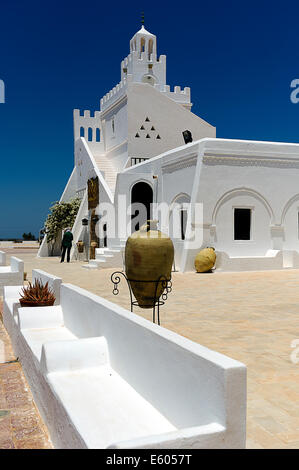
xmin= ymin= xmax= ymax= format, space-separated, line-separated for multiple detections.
xmin=125 ymin=220 xmax=174 ymax=308
xmin=194 ymin=247 xmax=216 ymax=273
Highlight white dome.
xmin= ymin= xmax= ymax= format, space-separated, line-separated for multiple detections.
xmin=132 ymin=25 xmax=155 ymax=38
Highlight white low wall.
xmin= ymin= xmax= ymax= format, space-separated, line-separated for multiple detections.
xmin=0 ymin=256 xmax=24 ymax=296
xmin=0 ymin=241 xmax=39 ymax=248
xmin=215 ymin=250 xmax=283 ymax=272
xmin=0 ymin=251 xmax=6 ymax=266
xmin=32 ymin=269 xmax=62 ymax=305
xmin=2 ymin=272 xmax=246 ymax=449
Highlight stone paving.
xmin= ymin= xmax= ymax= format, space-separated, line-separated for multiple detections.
xmin=0 ymin=305 xmax=53 ymax=449
xmin=1 ymin=249 xmax=299 ymax=448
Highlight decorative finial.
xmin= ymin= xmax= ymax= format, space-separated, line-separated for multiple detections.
xmin=141 ymin=11 xmax=145 ymax=25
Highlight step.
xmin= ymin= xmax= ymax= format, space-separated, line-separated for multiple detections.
xmin=95 ymin=249 xmax=122 ymax=257
xmin=96 ymin=247 xmax=119 ymax=252
xmin=82 ymin=260 xmax=107 ymax=269
xmin=96 ymin=254 xmax=121 ymax=261
xmin=91 ymin=259 xmax=107 ymax=265
xmin=97 ymin=254 xmax=114 ymax=259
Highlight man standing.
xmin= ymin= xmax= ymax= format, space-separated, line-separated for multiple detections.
xmin=61 ymin=228 xmax=73 ymax=263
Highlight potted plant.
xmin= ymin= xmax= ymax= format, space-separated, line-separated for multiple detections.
xmin=19 ymin=279 xmax=56 ymax=307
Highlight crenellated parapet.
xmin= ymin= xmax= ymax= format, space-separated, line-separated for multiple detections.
xmin=73 ymin=109 xmax=101 ymax=142
xmin=100 ymin=75 xmax=133 ymax=112
xmin=121 ymin=51 xmax=166 ymax=68
xmin=99 ymin=78 xmax=191 ymax=115
xmin=155 ymin=84 xmax=191 ymax=105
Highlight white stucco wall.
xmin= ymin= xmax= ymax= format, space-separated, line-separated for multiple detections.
xmin=104 ymin=141 xmax=128 ymax=174
xmin=102 ymin=100 xmax=128 ymax=153
xmin=74 ymin=138 xmax=113 ymax=203
xmin=59 ymin=167 xmax=78 ymax=203
xmin=197 ymin=139 xmax=299 ymax=250
xmin=127 ymin=83 xmax=215 ymax=160
xmin=122 ymin=138 xmax=299 ymax=271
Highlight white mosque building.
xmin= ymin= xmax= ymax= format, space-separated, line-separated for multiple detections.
xmin=39 ymin=24 xmax=299 ymax=272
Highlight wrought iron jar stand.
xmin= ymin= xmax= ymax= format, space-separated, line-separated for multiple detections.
xmin=111 ymin=271 xmax=172 ymax=325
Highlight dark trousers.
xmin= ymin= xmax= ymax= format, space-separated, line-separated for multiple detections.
xmin=61 ymin=246 xmax=71 ymax=262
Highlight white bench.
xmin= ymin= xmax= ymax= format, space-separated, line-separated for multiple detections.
xmin=0 ymin=250 xmax=6 ymax=266
xmin=0 ymin=256 xmax=24 ymax=296
xmin=3 ymin=274 xmax=246 ymax=449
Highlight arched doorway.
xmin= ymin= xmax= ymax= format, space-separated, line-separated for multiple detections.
xmin=131 ymin=182 xmax=153 ymax=233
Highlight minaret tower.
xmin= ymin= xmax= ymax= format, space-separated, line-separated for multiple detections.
xmin=101 ymin=17 xmax=192 ymax=112
xmin=121 ymin=16 xmax=166 ymax=90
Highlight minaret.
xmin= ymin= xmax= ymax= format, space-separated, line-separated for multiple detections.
xmin=101 ymin=18 xmax=192 ymax=112
xmin=120 ymin=18 xmax=166 ymax=90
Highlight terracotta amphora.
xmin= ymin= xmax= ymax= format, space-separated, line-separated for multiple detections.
xmin=125 ymin=220 xmax=174 ymax=308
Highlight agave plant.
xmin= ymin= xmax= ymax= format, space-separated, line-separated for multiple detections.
xmin=19 ymin=279 xmax=56 ymax=306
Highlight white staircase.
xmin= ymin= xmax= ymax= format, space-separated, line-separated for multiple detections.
xmin=82 ymin=241 xmax=126 ymax=270
xmin=81 ymin=153 xmax=123 ymax=269
xmin=94 ymin=154 xmax=118 ymax=195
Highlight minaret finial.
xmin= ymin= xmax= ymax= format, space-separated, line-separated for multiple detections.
xmin=141 ymin=11 xmax=145 ymax=26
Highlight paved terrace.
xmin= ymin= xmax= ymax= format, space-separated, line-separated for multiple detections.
xmin=1 ymin=248 xmax=299 ymax=448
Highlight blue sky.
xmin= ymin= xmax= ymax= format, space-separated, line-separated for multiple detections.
xmin=0 ymin=0 xmax=298 ymax=238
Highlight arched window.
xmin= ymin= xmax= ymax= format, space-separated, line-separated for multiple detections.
xmin=169 ymin=194 xmax=191 ymax=241
xmin=96 ymin=128 xmax=100 ymax=142
xmin=80 ymin=127 xmax=85 ymax=137
xmin=88 ymin=127 xmax=93 ymax=141
xmin=140 ymin=37 xmax=146 ymax=57
xmin=148 ymin=39 xmax=153 ymax=59
xmin=180 ymin=209 xmax=187 ymax=240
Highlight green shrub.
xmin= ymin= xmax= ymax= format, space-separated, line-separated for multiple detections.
xmin=45 ymin=198 xmax=81 ymax=244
